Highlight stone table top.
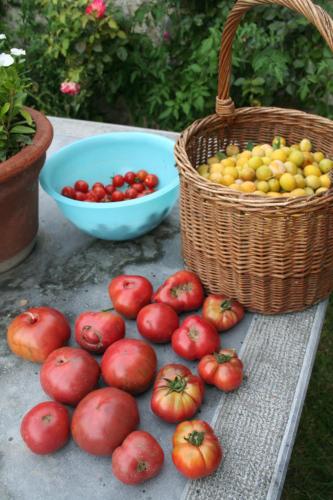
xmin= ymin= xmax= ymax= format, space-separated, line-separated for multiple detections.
xmin=0 ymin=116 xmax=328 ymax=500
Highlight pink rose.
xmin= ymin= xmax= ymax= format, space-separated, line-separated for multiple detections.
xmin=86 ymin=0 xmax=106 ymax=18
xmin=60 ymin=81 xmax=81 ymax=96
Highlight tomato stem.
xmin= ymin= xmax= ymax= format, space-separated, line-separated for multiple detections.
xmin=220 ymin=300 xmax=232 ymax=312
xmin=170 ymin=282 xmax=193 ymax=298
xmin=101 ymin=307 xmax=114 ymax=312
xmin=184 ymin=430 xmax=205 ymax=447
xmin=136 ymin=461 xmax=147 ymax=472
xmin=164 ymin=375 xmax=187 ymax=393
xmin=23 ymin=311 xmax=38 ymax=324
xmin=214 ymin=353 xmax=233 ymax=364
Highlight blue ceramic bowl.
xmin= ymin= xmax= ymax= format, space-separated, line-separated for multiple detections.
xmin=40 ymin=132 xmax=179 ymax=240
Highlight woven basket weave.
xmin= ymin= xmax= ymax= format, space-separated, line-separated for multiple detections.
xmin=174 ymin=0 xmax=333 ymax=314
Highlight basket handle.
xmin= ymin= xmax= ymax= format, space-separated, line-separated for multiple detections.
xmin=216 ymin=0 xmax=333 ymax=116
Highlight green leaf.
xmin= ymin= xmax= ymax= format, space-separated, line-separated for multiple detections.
xmin=108 ymin=18 xmax=119 ymax=30
xmin=0 ymin=102 xmax=10 ymax=116
xmin=246 ymin=141 xmax=254 ymax=151
xmin=216 ymin=151 xmax=226 ymax=160
xmin=117 ymin=47 xmax=127 ymax=61
xmin=20 ymin=109 xmax=33 ymax=125
xmin=10 ymin=125 xmax=35 ymax=134
xmin=117 ymin=30 xmax=127 ymax=40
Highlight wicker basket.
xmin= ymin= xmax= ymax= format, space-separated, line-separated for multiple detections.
xmin=174 ymin=0 xmax=333 ymax=314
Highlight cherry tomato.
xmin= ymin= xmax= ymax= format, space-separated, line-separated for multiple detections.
xmin=198 ymin=348 xmax=243 ymax=392
xmin=125 ymin=188 xmax=138 ymax=199
xmin=171 ymin=315 xmax=220 ymax=360
xmin=105 ymin=184 xmax=115 ymax=195
xmin=85 ymin=191 xmax=98 ymax=202
xmin=20 ymin=401 xmax=70 ymax=455
xmin=111 ymin=190 xmax=125 ymax=202
xmin=7 ymin=306 xmax=70 ymax=363
xmin=75 ymin=310 xmax=125 ymax=354
xmin=71 ymin=387 xmax=139 ymax=456
xmin=92 ymin=182 xmax=104 ymax=190
xmin=132 ymin=182 xmax=145 ymax=193
xmin=74 ymin=180 xmax=89 ymax=193
xmin=136 ymin=170 xmax=148 ymax=182
xmin=112 ymin=431 xmax=164 ymax=485
xmin=40 ymin=346 xmax=100 ymax=406
xmin=101 ymin=338 xmax=157 ymax=394
xmin=172 ymin=420 xmax=222 ymax=479
xmin=124 ymin=171 xmax=136 ymax=185
xmin=144 ymin=174 xmax=158 ymax=188
xmin=100 ymin=195 xmax=111 ymax=203
xmin=151 ymin=364 xmax=204 ymax=423
xmin=93 ymin=185 xmax=106 ymax=200
xmin=75 ymin=191 xmax=87 ymax=201
xmin=202 ymin=295 xmax=245 ymax=332
xmin=137 ymin=303 xmax=179 ymax=343
xmin=108 ymin=274 xmax=153 ymax=319
xmin=61 ymin=186 xmax=76 ymax=199
xmin=153 ymin=270 xmax=204 ymax=313
xmin=113 ymin=175 xmax=125 ymax=188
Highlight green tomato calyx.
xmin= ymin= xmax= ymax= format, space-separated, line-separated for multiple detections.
xmin=215 ymin=353 xmax=233 ymax=364
xmin=185 ymin=430 xmax=205 ymax=447
xmin=220 ymin=299 xmax=232 ymax=312
xmin=165 ymin=375 xmax=187 ymax=393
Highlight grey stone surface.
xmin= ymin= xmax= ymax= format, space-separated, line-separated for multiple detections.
xmin=0 ymin=117 xmax=327 ymax=500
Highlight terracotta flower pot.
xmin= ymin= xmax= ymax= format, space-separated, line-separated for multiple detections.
xmin=0 ymin=107 xmax=53 ymax=272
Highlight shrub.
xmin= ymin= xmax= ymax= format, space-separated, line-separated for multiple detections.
xmin=2 ymin=0 xmax=333 ymax=131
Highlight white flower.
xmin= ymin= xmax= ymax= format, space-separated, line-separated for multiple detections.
xmin=0 ymin=53 xmax=14 ymax=67
xmin=0 ymin=34 xmax=6 ymax=40
xmin=10 ymin=48 xmax=26 ymax=56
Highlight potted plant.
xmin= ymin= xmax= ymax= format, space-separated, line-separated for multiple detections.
xmin=0 ymin=34 xmax=53 ymax=272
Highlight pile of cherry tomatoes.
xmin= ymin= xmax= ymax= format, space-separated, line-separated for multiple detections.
xmin=61 ymin=170 xmax=159 ymax=202
xmin=7 ymin=270 xmax=245 ymax=485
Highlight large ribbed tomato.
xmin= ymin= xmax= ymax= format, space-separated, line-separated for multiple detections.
xmin=151 ymin=364 xmax=204 ymax=423
xmin=112 ymin=431 xmax=164 ymax=485
xmin=202 ymin=295 xmax=245 ymax=332
xmin=172 ymin=420 xmax=222 ymax=479
xmin=75 ymin=310 xmax=125 ymax=353
xmin=7 ymin=307 xmax=70 ymax=363
xmin=153 ymin=270 xmax=204 ymax=313
xmin=198 ymin=348 xmax=243 ymax=392
xmin=171 ymin=315 xmax=220 ymax=360
xmin=71 ymin=387 xmax=139 ymax=456
xmin=101 ymin=339 xmax=157 ymax=394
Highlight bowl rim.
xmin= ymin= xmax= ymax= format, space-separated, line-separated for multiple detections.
xmin=40 ymin=132 xmax=179 ymax=208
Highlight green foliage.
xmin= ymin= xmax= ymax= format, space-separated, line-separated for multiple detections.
xmin=2 ymin=0 xmax=333 ymax=131
xmin=0 ymin=37 xmax=35 ymax=161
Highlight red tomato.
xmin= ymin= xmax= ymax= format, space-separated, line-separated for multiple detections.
xmin=137 ymin=303 xmax=179 ymax=343
xmin=171 ymin=315 xmax=220 ymax=360
xmin=40 ymin=347 xmax=100 ymax=406
xmin=124 ymin=171 xmax=136 ymax=185
xmin=20 ymin=401 xmax=70 ymax=455
xmin=151 ymin=364 xmax=204 ymax=423
xmin=101 ymin=338 xmax=157 ymax=394
xmin=93 ymin=185 xmax=106 ymax=200
xmin=113 ymin=175 xmax=125 ymax=188
xmin=7 ymin=307 xmax=70 ymax=363
xmin=105 ymin=184 xmax=115 ymax=195
xmin=85 ymin=191 xmax=98 ymax=202
xmin=144 ymin=174 xmax=158 ymax=188
xmin=111 ymin=190 xmax=125 ymax=202
xmin=125 ymin=187 xmax=138 ymax=200
xmin=71 ymin=387 xmax=139 ymax=456
xmin=153 ymin=270 xmax=204 ymax=313
xmin=132 ymin=182 xmax=144 ymax=193
xmin=202 ymin=295 xmax=245 ymax=332
xmin=74 ymin=180 xmax=89 ymax=193
xmin=75 ymin=191 xmax=87 ymax=201
xmin=112 ymin=431 xmax=164 ymax=485
xmin=198 ymin=348 xmax=243 ymax=392
xmin=108 ymin=274 xmax=153 ymax=319
xmin=61 ymin=186 xmax=76 ymax=199
xmin=172 ymin=420 xmax=222 ymax=479
xmin=75 ymin=310 xmax=125 ymax=354
xmin=92 ymin=182 xmax=104 ymax=190
xmin=136 ymin=170 xmax=148 ymax=182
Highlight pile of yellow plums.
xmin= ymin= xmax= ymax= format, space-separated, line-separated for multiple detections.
xmin=198 ymin=137 xmax=332 ymax=197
